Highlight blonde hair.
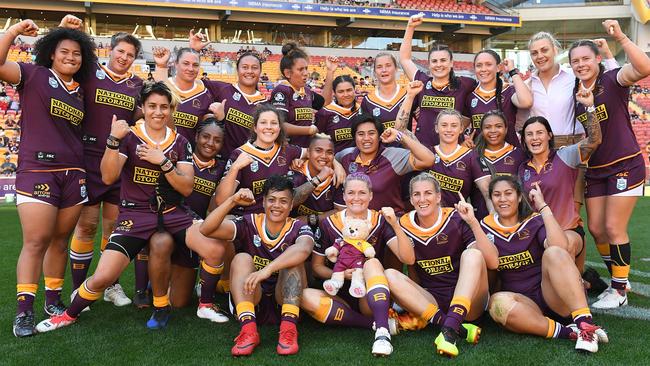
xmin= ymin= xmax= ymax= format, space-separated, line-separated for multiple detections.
xmin=528 ymin=31 xmax=562 ymax=51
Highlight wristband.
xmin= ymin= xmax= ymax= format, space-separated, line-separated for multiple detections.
xmin=508 ymin=68 xmax=520 ymax=78
xmin=395 ymin=131 xmax=404 ymax=143
xmin=586 ymin=105 xmax=596 ymax=113
xmin=309 ymin=177 xmax=319 ymax=188
xmin=160 ymin=158 xmax=174 ymax=173
xmin=106 ymin=135 xmax=121 ymax=150
xmin=538 ymin=204 xmax=549 ymax=213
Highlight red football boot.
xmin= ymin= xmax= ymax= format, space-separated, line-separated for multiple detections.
xmin=231 ymin=323 xmax=260 ymax=356
xmin=276 ymin=322 xmax=299 ymax=355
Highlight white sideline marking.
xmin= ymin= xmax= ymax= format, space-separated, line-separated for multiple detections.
xmin=591 ymin=306 xmax=650 ymax=321
xmin=585 ymin=261 xmax=650 ymax=279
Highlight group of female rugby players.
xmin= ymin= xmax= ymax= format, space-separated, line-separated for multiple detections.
xmin=3 ymin=11 xmax=649 ymax=359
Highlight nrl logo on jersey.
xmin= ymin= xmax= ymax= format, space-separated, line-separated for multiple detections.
xmin=96 ymin=69 xmax=106 ymax=80
xmin=233 ymin=92 xmax=241 ymax=101
xmin=48 ymin=77 xmax=58 ymax=89
xmin=333 ymin=115 xmax=340 ymax=124
xmin=425 ymin=80 xmax=432 ymax=90
xmin=471 ymin=98 xmax=478 ymax=108
xmin=250 ymin=160 xmax=259 ymax=172
xmin=253 ymin=235 xmax=262 ymax=247
xmin=373 ymin=108 xmax=380 ymax=117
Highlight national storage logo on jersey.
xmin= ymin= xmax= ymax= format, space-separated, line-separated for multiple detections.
xmin=193 ymin=176 xmax=216 ymax=196
xmin=226 ymin=108 xmax=253 ymax=129
xmin=133 ymin=166 xmax=160 ymax=185
xmin=50 ymin=98 xmax=84 ymax=126
xmin=334 ymin=127 xmax=352 ymax=142
xmin=252 ymin=179 xmax=266 ymax=195
xmin=95 ymin=88 xmax=135 ymax=111
xmin=421 ymin=96 xmax=455 ymax=109
xmin=577 ymin=104 xmax=608 ymax=124
xmin=296 ymin=204 xmax=319 ymax=216
xmin=417 ymin=256 xmax=453 ymax=275
xmin=294 ymin=107 xmax=314 ymax=121
xmin=253 ymin=255 xmax=271 ymax=271
xmin=430 ymin=171 xmax=464 ymax=193
xmin=498 ymin=250 xmax=534 ymax=271
xmin=173 ymin=111 xmax=199 ymax=129
xmin=472 ymin=114 xmax=484 ymax=129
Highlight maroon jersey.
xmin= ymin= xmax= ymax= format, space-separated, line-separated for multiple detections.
xmin=428 ymin=145 xmax=490 ymax=207
xmin=82 ymin=64 xmax=143 ymax=157
xmin=412 ymin=71 xmax=475 ymax=150
xmin=336 ymin=145 xmax=417 ymax=215
xmin=315 ymin=102 xmax=361 ymax=153
xmin=289 ymin=163 xmax=341 ymax=216
xmin=466 ymin=84 xmax=520 ymax=146
xmin=314 ymin=209 xmax=396 ymax=263
xmin=481 ymin=213 xmax=547 ymax=297
xmin=225 ymin=142 xmax=303 ymax=215
xmin=473 ymin=143 xmax=525 ymax=218
xmin=575 ymin=68 xmax=642 ymax=174
xmin=118 ymin=121 xmax=193 ymax=208
xmin=185 ymin=155 xmax=226 ymax=219
xmin=399 ymin=208 xmax=475 ymax=290
xmin=166 ymin=78 xmax=214 ymax=144
xmin=360 ymin=86 xmax=408 ymax=132
xmin=271 ymin=81 xmax=315 ymax=148
xmin=207 ymin=81 xmax=268 ymax=159
xmin=519 ymin=145 xmax=582 ymax=230
xmin=232 ymin=213 xmax=314 ymax=293
xmin=16 ymin=63 xmax=85 ymax=172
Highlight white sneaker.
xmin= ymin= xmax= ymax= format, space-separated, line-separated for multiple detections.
xmin=103 ymin=284 xmax=132 ymax=306
xmin=36 ymin=312 xmax=76 ymax=333
xmin=592 ymin=289 xmax=627 ymax=309
xmin=575 ymin=323 xmax=603 ymax=353
xmin=598 ymin=281 xmax=632 ymax=300
xmin=70 ymin=289 xmax=90 ymax=312
xmin=371 ymin=327 xmax=393 ymax=357
xmin=196 ymin=303 xmax=229 ymax=323
xmin=373 ymin=319 xmax=399 ymax=336
xmin=568 ymin=323 xmax=608 ymax=343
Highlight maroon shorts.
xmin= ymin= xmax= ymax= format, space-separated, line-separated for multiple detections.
xmin=228 ymin=291 xmax=282 ymax=325
xmin=84 ymin=155 xmax=120 ymax=206
xmin=170 ymin=229 xmax=200 ymax=269
xmin=332 ymin=254 xmax=365 ymax=272
xmin=524 ymin=287 xmax=570 ymax=324
xmin=585 ymin=154 xmax=646 ymax=198
xmin=16 ymin=169 xmax=87 ymax=208
xmin=424 ymin=286 xmax=454 ymax=313
xmin=113 ymin=206 xmax=193 ymax=240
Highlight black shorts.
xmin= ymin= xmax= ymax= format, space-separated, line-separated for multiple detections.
xmin=569 ymin=225 xmax=586 ymax=257
xmin=106 ymin=229 xmax=188 ymax=261
xmin=171 ymin=230 xmax=200 ymax=269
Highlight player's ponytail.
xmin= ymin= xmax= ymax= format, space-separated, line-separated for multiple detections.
xmin=280 ymin=42 xmax=308 ymax=80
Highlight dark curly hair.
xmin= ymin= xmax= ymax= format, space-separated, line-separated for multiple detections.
xmin=33 ymin=27 xmax=97 ymax=83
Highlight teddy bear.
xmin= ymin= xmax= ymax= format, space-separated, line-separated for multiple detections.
xmin=323 ymin=217 xmax=376 ymax=298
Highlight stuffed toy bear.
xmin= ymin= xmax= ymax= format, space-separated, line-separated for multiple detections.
xmin=323 ymin=217 xmax=375 ymax=298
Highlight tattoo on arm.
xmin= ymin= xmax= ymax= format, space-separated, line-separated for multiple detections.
xmin=579 ymin=111 xmax=601 ymax=159
xmin=282 ymin=268 xmax=302 ymax=306
xmin=292 ymin=182 xmax=314 ymax=208
xmin=395 ymin=108 xmax=410 ymax=131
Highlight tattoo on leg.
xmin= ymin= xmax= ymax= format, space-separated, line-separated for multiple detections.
xmin=282 ymin=268 xmax=302 ymax=306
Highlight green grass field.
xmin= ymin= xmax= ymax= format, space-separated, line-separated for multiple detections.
xmin=1 ymin=200 xmax=650 ymax=365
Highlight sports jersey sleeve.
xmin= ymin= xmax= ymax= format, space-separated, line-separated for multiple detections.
xmin=223 ymin=149 xmax=243 ymax=184
xmin=271 ymin=88 xmax=290 ymax=112
xmin=118 ymin=133 xmax=132 ymax=159
xmin=557 ymin=144 xmax=583 ymax=168
xmin=535 ymin=217 xmax=548 ymax=249
xmin=335 ymin=147 xmax=355 ymax=163
xmin=286 ymin=144 xmax=303 ymax=161
xmin=414 ymin=70 xmax=429 ymax=83
xmin=231 ymin=215 xmax=250 ymax=250
xmin=381 ymin=220 xmax=397 ymax=245
xmin=295 ymin=220 xmax=315 ymax=242
xmin=332 ymin=186 xmax=344 ymax=208
xmin=175 ymin=135 xmax=193 ymax=165
xmin=314 ymin=108 xmax=329 ymax=133
xmin=470 ymin=152 xmax=491 ymax=181
xmin=315 ymin=219 xmax=335 ymax=255
xmin=382 ymin=147 xmax=414 ymax=176
xmin=16 ymin=62 xmax=38 ymax=89
xmin=203 ymin=80 xmax=229 ymax=100
xmin=460 ymin=219 xmax=477 ymax=248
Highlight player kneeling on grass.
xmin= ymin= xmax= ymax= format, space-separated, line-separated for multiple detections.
xmin=480 ymin=175 xmax=608 ymax=353
xmin=197 ymin=175 xmax=315 ymax=356
xmin=385 ymin=173 xmax=491 ymax=358
xmin=37 ymin=82 xmax=197 ymax=332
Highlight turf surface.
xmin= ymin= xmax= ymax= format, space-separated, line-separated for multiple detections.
xmin=1 ymin=200 xmax=649 ymax=365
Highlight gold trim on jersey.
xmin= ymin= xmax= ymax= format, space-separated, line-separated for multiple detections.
xmin=278 ymin=80 xmax=305 ymax=97
xmin=131 ymin=120 xmax=177 ymax=152
xmin=399 ymin=208 xmax=455 ymax=246
xmin=99 ymin=64 xmax=133 ymax=83
xmin=253 ymin=213 xmax=297 ymax=251
xmin=193 ymin=154 xmax=216 ymax=170
xmin=234 ymin=83 xmax=267 ymax=105
xmin=434 ymin=145 xmax=472 ymax=166
xmin=240 ymin=142 xmax=282 ymax=167
xmin=296 ymin=163 xmax=333 ymax=198
xmin=327 ymin=209 xmax=382 ymax=238
xmin=483 ymin=143 xmax=515 ymax=163
xmin=472 ymin=84 xmax=511 ymax=103
xmin=481 ymin=213 xmax=539 ymax=242
xmin=166 ymin=77 xmax=207 ymax=101
xmin=49 ymin=69 xmax=80 ymax=94
xmin=323 ymin=102 xmax=360 ymax=118
xmin=365 ymin=86 xmax=407 ymax=111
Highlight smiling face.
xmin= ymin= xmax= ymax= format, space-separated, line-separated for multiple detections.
xmin=307 ymin=138 xmax=335 ymax=172
xmin=253 ymin=110 xmax=281 ymax=146
xmin=334 ymin=81 xmax=356 ymax=108
xmin=490 ymin=180 xmax=521 ymax=221
xmin=108 ymin=41 xmax=137 ymax=74
xmin=435 ymin=114 xmax=463 ymax=145
xmin=410 ymin=180 xmax=442 ymax=218
xmin=374 ymin=55 xmax=397 ymax=85
xmin=354 ymin=121 xmax=380 ymax=156
xmin=143 ymin=92 xmax=172 ymax=131
xmin=175 ymin=51 xmax=200 ymax=84
xmin=343 ymin=179 xmax=373 ymax=216
xmin=428 ymin=50 xmax=453 ymax=81
xmin=523 ymin=121 xmax=552 ymax=157
xmin=482 ymin=115 xmax=507 ymax=149
xmin=529 ymin=38 xmax=558 ymax=74
xmin=51 ymin=39 xmax=82 ymax=78
xmin=237 ymin=55 xmax=261 ymax=89
xmin=285 ymin=57 xmax=309 ymax=88
xmin=569 ymin=45 xmax=602 ymax=83
xmin=474 ymin=52 xmax=499 ymax=85
xmin=195 ymin=124 xmax=223 ymax=161
xmin=263 ymin=188 xmax=293 ymax=223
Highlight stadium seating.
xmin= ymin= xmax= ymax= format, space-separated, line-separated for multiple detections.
xmin=394 ymin=0 xmax=494 ymax=14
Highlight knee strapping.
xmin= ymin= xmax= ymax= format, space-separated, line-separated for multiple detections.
xmin=488 ymin=293 xmax=517 ymax=326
